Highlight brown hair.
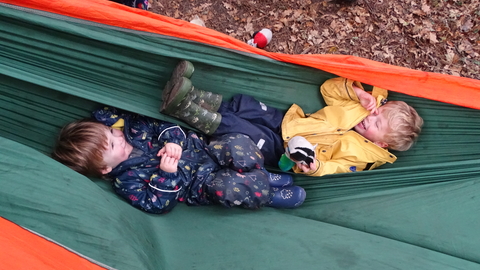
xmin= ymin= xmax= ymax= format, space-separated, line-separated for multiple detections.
xmin=382 ymin=101 xmax=424 ymax=151
xmin=52 ymin=119 xmax=108 ymax=177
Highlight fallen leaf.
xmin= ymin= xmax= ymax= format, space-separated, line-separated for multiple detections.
xmin=421 ymin=4 xmax=431 ymax=13
xmin=314 ymin=38 xmax=323 ymax=45
xmin=280 ymin=18 xmax=290 ymax=26
xmin=283 ymin=9 xmax=293 ymax=17
xmin=322 ymin=28 xmax=330 ymax=37
xmin=429 ymin=32 xmax=438 ymax=43
xmin=412 ymin=9 xmax=426 ymax=16
xmin=460 ymin=19 xmax=474 ymax=32
xmin=273 ymin=23 xmax=284 ymax=31
xmin=398 ymin=18 xmax=408 ymax=26
xmin=223 ymin=2 xmax=233 ymax=10
xmin=458 ymin=39 xmax=473 ymax=54
xmin=311 ymin=29 xmax=319 ymax=36
xmin=328 ymin=46 xmax=339 ymax=53
xmin=245 ymin=22 xmax=253 ymax=32
xmin=200 ymin=3 xmax=212 ymax=9
xmin=290 ymin=24 xmax=299 ymax=33
xmin=445 ymin=49 xmax=455 ymax=64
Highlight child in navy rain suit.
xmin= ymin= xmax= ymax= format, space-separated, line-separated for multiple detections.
xmin=52 ymin=107 xmax=305 ymax=214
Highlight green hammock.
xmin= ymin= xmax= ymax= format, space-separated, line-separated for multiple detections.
xmin=1 ymin=2 xmax=480 ymax=270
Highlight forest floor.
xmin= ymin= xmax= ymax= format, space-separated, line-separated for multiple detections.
xmin=150 ymin=0 xmax=479 ymax=80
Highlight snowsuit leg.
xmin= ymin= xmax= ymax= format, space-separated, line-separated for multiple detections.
xmin=207 ymin=133 xmax=265 ymax=171
xmin=207 ymin=168 xmax=271 ymax=209
xmin=206 ymin=133 xmax=271 ymax=208
xmin=213 ymin=94 xmax=285 ymax=167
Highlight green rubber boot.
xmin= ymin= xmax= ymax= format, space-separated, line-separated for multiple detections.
xmin=175 ymin=99 xmax=222 ymax=135
xmin=187 ymin=87 xmax=223 ymax=112
xmin=161 ymin=77 xmax=193 ymax=115
xmin=161 ymin=60 xmax=222 ymax=112
xmin=161 ymin=77 xmax=222 ymax=135
xmin=161 ymin=60 xmax=195 ymax=105
xmin=161 ymin=79 xmax=223 ymax=114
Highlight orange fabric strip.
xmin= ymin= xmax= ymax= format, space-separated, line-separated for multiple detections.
xmin=2 ymin=0 xmax=479 ymax=109
xmin=0 ymin=217 xmax=107 ymax=270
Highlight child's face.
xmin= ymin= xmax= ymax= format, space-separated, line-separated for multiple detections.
xmin=101 ymin=127 xmax=133 ymax=174
xmin=353 ymin=106 xmax=390 ymax=148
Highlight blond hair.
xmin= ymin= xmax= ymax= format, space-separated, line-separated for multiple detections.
xmin=52 ymin=119 xmax=108 ymax=177
xmin=382 ymin=101 xmax=424 ymax=151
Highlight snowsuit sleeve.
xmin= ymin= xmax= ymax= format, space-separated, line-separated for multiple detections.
xmin=92 ymin=106 xmax=187 ymax=148
xmin=92 ymin=106 xmax=124 ymax=126
xmin=112 ymin=168 xmax=183 ymax=214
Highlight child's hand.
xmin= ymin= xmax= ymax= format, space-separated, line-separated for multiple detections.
xmin=297 ymin=160 xmax=317 ymax=173
xmin=157 ymin=143 xmax=182 ymax=160
xmin=159 ymin=154 xmax=178 ymax=173
xmin=353 ymin=86 xmax=378 ymax=115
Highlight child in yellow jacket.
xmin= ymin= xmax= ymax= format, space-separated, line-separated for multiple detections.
xmin=160 ymin=61 xmax=423 ymax=177
xmin=281 ymin=77 xmax=423 ymax=176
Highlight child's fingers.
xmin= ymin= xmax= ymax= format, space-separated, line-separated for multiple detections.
xmin=163 ymin=154 xmax=176 ymax=164
xmin=309 ymin=161 xmax=317 ymax=171
xmin=298 ymin=163 xmax=310 ymax=173
xmin=157 ymin=147 xmax=166 ymax=156
xmin=172 ymin=158 xmax=179 ymax=167
xmin=162 ymin=155 xmax=176 ymax=167
xmin=160 ymin=155 xmax=178 ymax=173
xmin=165 ymin=146 xmax=173 ymax=156
xmin=171 ymin=146 xmax=182 ymax=159
xmin=165 ymin=143 xmax=182 ymax=159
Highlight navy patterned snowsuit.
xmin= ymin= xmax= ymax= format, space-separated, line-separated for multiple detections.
xmin=93 ymin=107 xmax=271 ymax=214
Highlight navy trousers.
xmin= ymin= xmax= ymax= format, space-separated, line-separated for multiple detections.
xmin=213 ymin=94 xmax=285 ymax=167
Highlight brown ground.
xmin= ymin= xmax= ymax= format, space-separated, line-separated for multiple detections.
xmin=150 ymin=0 xmax=480 ymax=81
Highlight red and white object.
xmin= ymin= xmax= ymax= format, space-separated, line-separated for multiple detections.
xmin=247 ymin=28 xmax=272 ymax=49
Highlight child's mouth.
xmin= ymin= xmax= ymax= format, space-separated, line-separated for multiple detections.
xmin=359 ymin=119 xmax=366 ymax=130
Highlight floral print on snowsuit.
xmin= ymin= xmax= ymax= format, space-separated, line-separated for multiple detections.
xmin=93 ymin=107 xmax=271 ymax=214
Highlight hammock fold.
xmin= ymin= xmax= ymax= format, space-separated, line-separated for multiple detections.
xmin=1 ymin=1 xmax=480 ymax=269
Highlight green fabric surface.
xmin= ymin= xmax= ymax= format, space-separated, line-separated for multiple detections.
xmin=2 ymin=137 xmax=480 ymax=270
xmin=1 ymin=3 xmax=480 ymax=270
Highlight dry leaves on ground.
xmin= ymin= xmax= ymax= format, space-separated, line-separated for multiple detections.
xmin=151 ymin=0 xmax=480 ymax=80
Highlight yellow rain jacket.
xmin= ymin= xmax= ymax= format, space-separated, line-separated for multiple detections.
xmin=281 ymin=77 xmax=397 ymax=177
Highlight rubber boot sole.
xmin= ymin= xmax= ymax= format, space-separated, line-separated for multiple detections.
xmin=162 ymin=77 xmax=193 ymax=115
xmin=161 ymin=60 xmax=195 ymax=104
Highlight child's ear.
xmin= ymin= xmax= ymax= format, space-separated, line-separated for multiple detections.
xmin=374 ymin=141 xmax=388 ymax=148
xmin=101 ymin=166 xmax=112 ymax=175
